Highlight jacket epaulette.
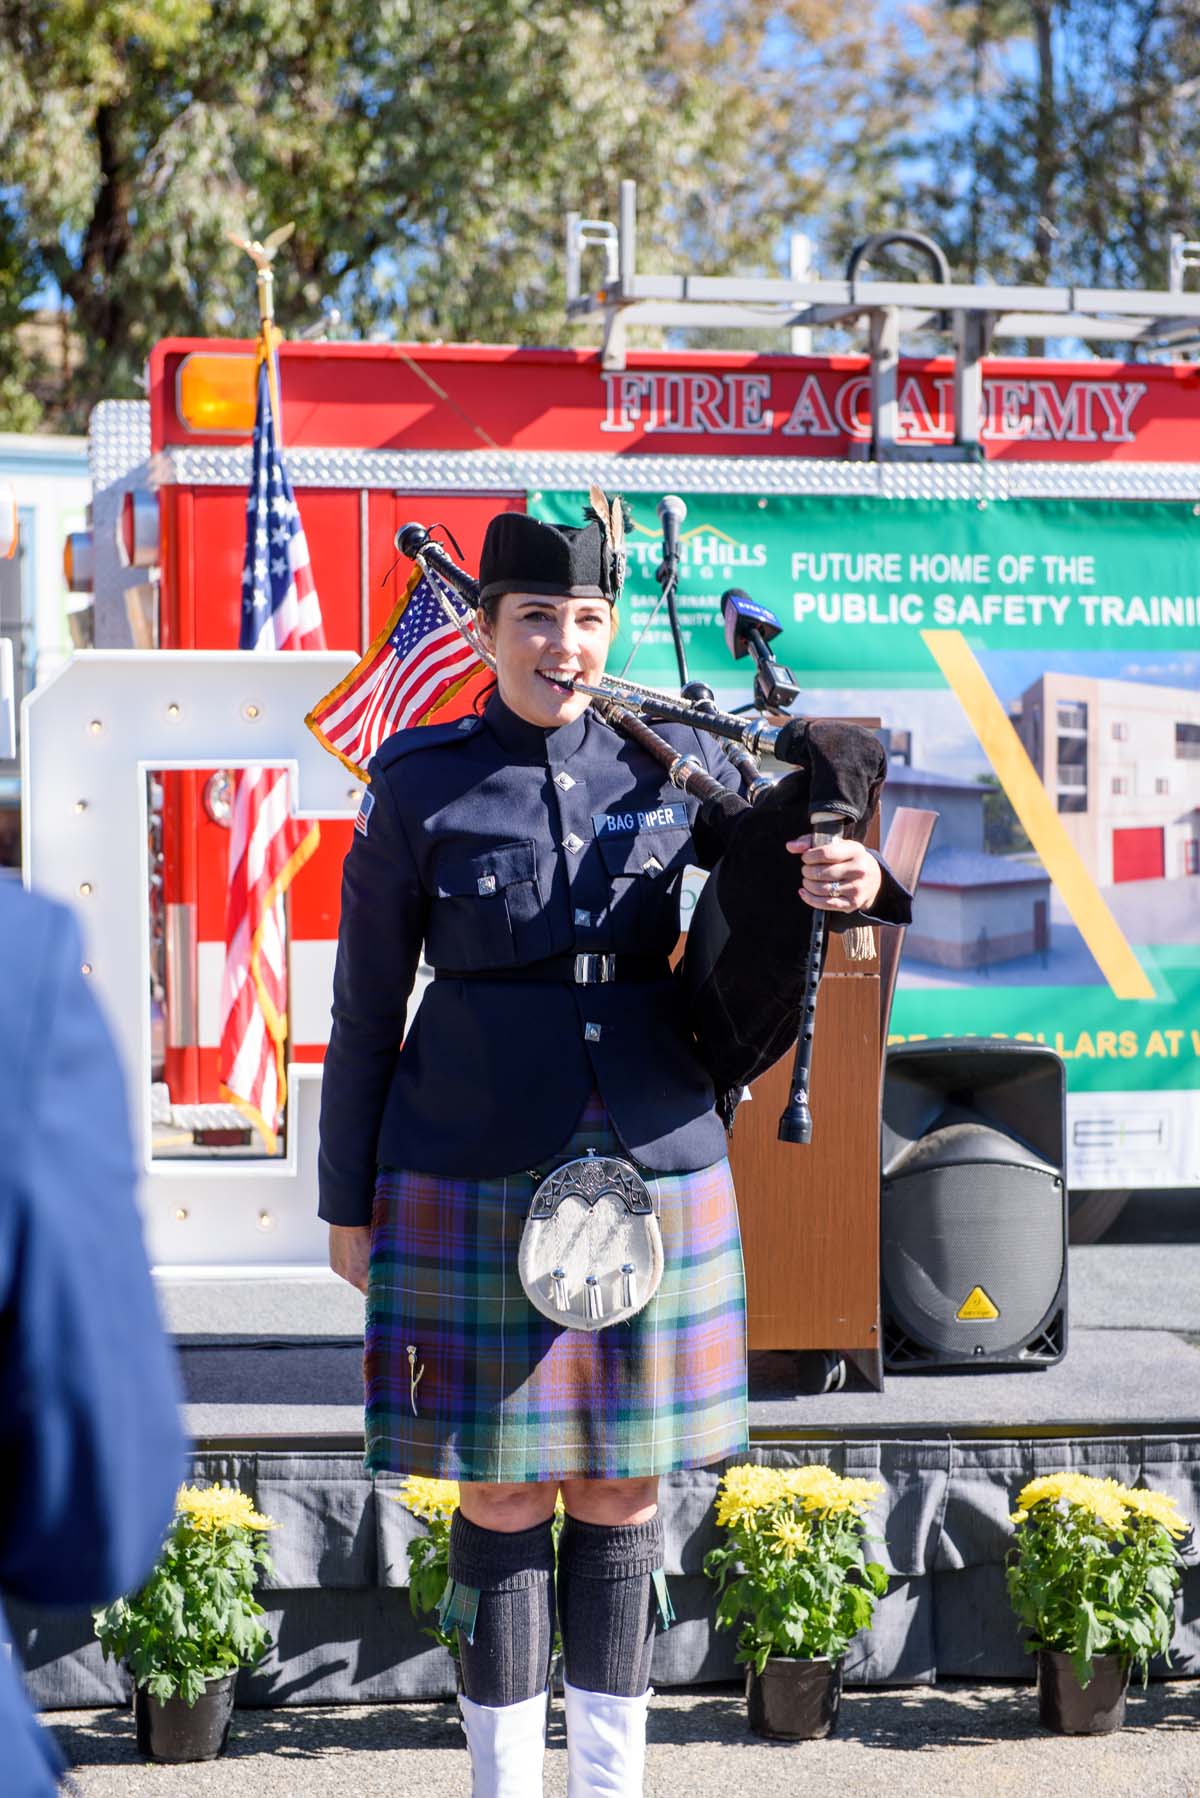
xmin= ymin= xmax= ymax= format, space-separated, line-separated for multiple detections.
xmin=373 ymin=713 xmax=483 ymax=772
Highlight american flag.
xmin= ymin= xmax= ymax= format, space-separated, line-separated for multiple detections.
xmin=218 ymin=355 xmax=325 ymax=1152
xmin=305 ymin=564 xmax=488 ymax=777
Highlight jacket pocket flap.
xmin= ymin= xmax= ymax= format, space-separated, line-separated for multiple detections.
xmin=434 ymin=840 xmax=537 ymax=897
xmin=596 ymin=828 xmax=691 ymax=877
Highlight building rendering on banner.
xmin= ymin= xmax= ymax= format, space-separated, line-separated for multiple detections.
xmin=1014 ymin=673 xmax=1200 ymax=887
xmin=880 ymin=765 xmax=1051 ymax=972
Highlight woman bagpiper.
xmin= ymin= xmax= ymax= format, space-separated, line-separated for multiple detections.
xmin=319 ymin=502 xmax=909 ymax=1796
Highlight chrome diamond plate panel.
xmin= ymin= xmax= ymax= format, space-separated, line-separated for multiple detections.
xmin=163 ymin=444 xmax=1200 ymax=502
xmin=90 ymin=398 xmax=152 ymax=489
xmin=89 ymin=400 xmax=155 ymax=648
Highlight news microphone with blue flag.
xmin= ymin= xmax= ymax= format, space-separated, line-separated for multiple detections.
xmin=720 ymin=587 xmax=801 ymax=711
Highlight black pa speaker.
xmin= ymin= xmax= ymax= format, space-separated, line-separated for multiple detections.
xmin=881 ymin=1041 xmax=1067 ymax=1371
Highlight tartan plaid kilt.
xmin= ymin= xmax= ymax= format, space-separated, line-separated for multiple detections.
xmin=364 ymin=1092 xmax=748 ymax=1483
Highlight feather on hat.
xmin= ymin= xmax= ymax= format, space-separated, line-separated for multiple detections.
xmin=584 ymin=485 xmax=631 ymax=603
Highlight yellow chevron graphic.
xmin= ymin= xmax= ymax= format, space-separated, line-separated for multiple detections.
xmin=921 ymin=630 xmax=1155 ymax=1001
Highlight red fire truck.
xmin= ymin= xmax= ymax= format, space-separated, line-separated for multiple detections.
xmin=71 ymin=328 xmax=1200 ymax=1198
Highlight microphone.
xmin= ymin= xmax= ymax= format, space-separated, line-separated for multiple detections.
xmin=396 ymin=521 xmax=432 ymax=560
xmin=394 ymin=523 xmax=479 ymax=603
xmin=657 ymin=493 xmax=687 ymax=565
xmin=654 ymin=494 xmax=690 ymax=685
xmin=721 ymin=587 xmax=801 ymax=712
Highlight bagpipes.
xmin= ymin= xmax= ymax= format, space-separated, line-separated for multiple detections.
xmin=395 ymin=522 xmax=886 ymax=1143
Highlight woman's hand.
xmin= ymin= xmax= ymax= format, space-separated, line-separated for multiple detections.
xmin=786 ymin=834 xmax=882 ymax=914
xmin=329 ymin=1224 xmax=372 ymax=1294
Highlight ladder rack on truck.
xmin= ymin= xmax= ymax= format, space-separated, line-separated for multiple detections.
xmin=567 ymin=179 xmax=1200 ymax=458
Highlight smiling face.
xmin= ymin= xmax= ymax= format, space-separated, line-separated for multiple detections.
xmin=477 ymin=591 xmax=615 ymax=728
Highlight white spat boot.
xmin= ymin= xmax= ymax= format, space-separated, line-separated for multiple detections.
xmin=563 ymin=1679 xmax=651 ymax=1797
xmin=458 ymin=1687 xmax=548 ymax=1797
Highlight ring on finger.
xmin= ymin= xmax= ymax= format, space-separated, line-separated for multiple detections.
xmin=829 ymin=880 xmax=842 ymax=897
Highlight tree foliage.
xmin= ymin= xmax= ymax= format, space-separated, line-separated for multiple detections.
xmin=3 ymin=1 xmax=1200 ymax=430
xmin=915 ymin=2 xmax=1200 ymax=303
xmin=0 ymin=0 xmax=955 ymax=425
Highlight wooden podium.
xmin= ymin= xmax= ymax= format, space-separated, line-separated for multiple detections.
xmin=727 ymin=922 xmax=882 ymax=1371
xmin=724 ymin=802 xmax=937 ymax=1385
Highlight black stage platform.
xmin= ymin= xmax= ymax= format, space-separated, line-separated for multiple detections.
xmin=15 ymin=1203 xmax=1200 ymax=1708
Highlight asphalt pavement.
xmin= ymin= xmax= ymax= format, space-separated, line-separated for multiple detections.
xmin=47 ymin=1682 xmax=1200 ymax=1798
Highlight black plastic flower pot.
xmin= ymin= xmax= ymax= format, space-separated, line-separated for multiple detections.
xmin=1037 ymin=1650 xmax=1131 ymax=1735
xmin=745 ymin=1656 xmax=842 ymax=1740
xmin=133 ymin=1673 xmax=236 ymax=1761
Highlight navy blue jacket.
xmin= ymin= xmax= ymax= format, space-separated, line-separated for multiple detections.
xmin=0 ymin=886 xmax=185 ymax=1797
xmin=318 ymin=693 xmax=910 ymax=1226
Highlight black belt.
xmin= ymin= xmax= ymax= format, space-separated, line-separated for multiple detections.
xmin=435 ymin=953 xmax=672 ymax=987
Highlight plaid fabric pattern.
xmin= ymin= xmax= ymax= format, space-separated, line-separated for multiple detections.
xmin=365 ymin=1093 xmax=748 ymax=1482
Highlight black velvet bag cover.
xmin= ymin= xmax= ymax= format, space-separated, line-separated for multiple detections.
xmin=682 ymin=721 xmax=887 ymax=1113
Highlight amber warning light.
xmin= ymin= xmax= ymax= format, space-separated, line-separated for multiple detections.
xmin=176 ymin=352 xmax=256 ymax=434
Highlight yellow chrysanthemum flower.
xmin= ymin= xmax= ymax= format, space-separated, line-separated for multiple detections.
xmin=1013 ymin=1472 xmax=1129 ymax=1532
xmin=174 ymin=1483 xmax=277 ymax=1533
xmin=770 ymin=1513 xmax=808 ymax=1557
xmin=778 ymin=1465 xmax=835 ymax=1500
xmin=394 ymin=1475 xmax=461 ymax=1523
xmin=714 ymin=1490 xmax=764 ymax=1533
xmin=715 ymin=1462 xmax=882 ymax=1534
xmin=1120 ymin=1487 xmax=1188 ymax=1538
xmin=717 ymin=1465 xmax=785 ymax=1513
xmin=780 ymin=1465 xmax=882 ymax=1518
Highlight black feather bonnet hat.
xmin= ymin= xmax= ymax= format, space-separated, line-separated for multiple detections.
xmin=478 ymin=487 xmax=630 ymax=605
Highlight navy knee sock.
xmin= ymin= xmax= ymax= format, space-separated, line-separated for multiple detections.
xmin=556 ymin=1513 xmax=663 ymax=1697
xmin=446 ymin=1511 xmax=556 ymax=1707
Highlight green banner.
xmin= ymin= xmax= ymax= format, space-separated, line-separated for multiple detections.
xmin=531 ymin=490 xmax=1200 ymax=1185
xmin=531 ymin=491 xmax=1200 ymax=686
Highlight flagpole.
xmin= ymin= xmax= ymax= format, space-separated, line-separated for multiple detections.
xmin=219 ymin=218 xmax=324 ymax=1155
xmin=228 ymin=221 xmax=295 ymax=441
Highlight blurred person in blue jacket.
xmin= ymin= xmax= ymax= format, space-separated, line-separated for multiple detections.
xmin=0 ymin=884 xmax=185 ymax=1796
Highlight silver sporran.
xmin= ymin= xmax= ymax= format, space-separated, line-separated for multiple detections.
xmin=518 ymin=1150 xmax=664 ymax=1332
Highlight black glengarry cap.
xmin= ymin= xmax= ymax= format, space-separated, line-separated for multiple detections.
xmin=478 ymin=511 xmax=612 ymax=604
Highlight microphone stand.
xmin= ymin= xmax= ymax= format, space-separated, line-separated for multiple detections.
xmin=659 ymin=561 xmax=688 ymax=687
xmin=655 ymin=542 xmax=689 ymax=688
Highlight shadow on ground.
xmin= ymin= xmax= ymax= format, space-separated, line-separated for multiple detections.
xmin=50 ymin=1700 xmax=466 ymax=1766
xmin=49 ymin=1680 xmax=1198 ymax=1773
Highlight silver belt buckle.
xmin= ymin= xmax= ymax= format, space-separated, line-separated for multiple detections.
xmin=574 ymin=952 xmax=615 ymax=984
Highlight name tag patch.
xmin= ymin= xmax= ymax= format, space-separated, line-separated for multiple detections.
xmin=354 ymin=790 xmax=375 ymax=837
xmin=591 ymin=802 xmax=687 ymax=838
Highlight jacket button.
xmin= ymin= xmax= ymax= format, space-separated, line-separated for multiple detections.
xmin=563 ymin=832 xmax=585 ymax=854
xmin=554 ymin=771 xmax=577 ymax=791
xmin=584 ymin=1022 xmax=602 ymax=1042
